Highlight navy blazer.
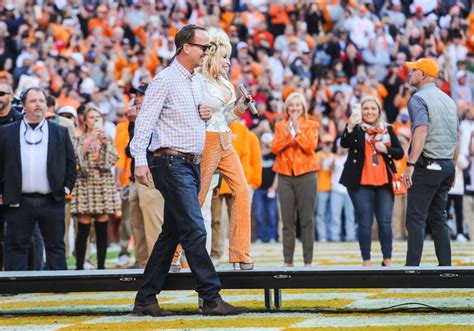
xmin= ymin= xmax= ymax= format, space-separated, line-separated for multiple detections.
xmin=0 ymin=120 xmax=77 ymax=205
xmin=339 ymin=124 xmax=404 ymax=190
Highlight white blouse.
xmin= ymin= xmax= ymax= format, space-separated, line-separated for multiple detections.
xmin=201 ymin=75 xmax=239 ymax=133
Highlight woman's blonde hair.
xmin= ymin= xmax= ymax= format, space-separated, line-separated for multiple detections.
xmin=360 ymin=95 xmax=384 ymax=125
xmin=201 ymin=31 xmax=232 ymax=79
xmin=83 ymin=107 xmax=102 ymax=133
xmin=284 ymin=92 xmax=308 ymax=118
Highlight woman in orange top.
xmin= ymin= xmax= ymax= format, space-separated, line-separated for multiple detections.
xmin=339 ymin=96 xmax=403 ymax=267
xmin=271 ymin=93 xmax=319 ymax=267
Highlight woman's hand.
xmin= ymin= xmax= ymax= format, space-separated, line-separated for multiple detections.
xmin=374 ymin=141 xmax=388 ymax=154
xmin=347 ymin=111 xmax=361 ymax=131
xmin=94 ymin=128 xmax=108 ymax=144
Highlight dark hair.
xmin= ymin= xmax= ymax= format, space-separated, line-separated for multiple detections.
xmin=46 ymin=95 xmax=56 ymax=108
xmin=20 ymin=87 xmax=47 ymax=103
xmin=174 ymin=24 xmax=207 ymax=55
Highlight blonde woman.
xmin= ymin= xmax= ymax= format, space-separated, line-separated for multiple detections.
xmin=339 ymin=96 xmax=404 ymax=267
xmin=71 ymin=107 xmax=120 ymax=270
xmin=198 ymin=31 xmax=253 ymax=270
xmin=271 ymin=93 xmax=319 ymax=267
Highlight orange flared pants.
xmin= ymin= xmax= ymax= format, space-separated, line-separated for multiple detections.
xmin=199 ymin=132 xmax=252 ymax=263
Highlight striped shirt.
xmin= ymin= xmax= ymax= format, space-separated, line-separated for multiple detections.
xmin=130 ymin=59 xmax=206 ymax=167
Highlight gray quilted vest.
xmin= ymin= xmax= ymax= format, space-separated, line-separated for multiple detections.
xmin=414 ymin=83 xmax=458 ymax=159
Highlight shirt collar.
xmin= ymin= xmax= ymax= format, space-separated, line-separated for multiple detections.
xmin=173 ymin=59 xmax=195 ymax=81
xmin=419 ymin=82 xmax=436 ymax=91
xmin=23 ymin=118 xmax=47 ymax=131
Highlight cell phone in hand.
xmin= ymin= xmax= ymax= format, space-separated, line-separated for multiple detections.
xmin=94 ymin=117 xmax=104 ymax=129
xmin=351 ymin=103 xmax=361 ymax=117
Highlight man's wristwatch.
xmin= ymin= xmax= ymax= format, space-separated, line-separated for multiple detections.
xmin=406 ymin=161 xmax=416 ymax=167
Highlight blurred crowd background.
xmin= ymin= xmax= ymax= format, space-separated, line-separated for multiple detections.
xmin=0 ymin=0 xmax=473 ymax=269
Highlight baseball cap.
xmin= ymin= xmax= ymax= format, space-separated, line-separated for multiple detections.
xmin=405 ymin=58 xmax=439 ymax=77
xmin=129 ymin=82 xmax=148 ymax=94
xmin=57 ymin=105 xmax=78 ymax=118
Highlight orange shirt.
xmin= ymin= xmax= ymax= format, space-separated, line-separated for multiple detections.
xmin=115 ymin=120 xmax=132 ymax=186
xmin=271 ymin=118 xmax=320 ymax=177
xmin=248 ymin=131 xmax=262 ymax=190
xmin=316 ymin=151 xmax=332 ymax=192
xmin=360 ymin=141 xmax=389 ymax=186
xmin=220 ymin=121 xmax=251 ymax=195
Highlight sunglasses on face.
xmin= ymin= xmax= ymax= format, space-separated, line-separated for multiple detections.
xmin=0 ymin=91 xmax=11 ymax=96
xmin=187 ymin=43 xmax=211 ymax=52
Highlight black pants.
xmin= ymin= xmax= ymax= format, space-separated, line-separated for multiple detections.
xmin=4 ymin=194 xmax=67 ymax=271
xmin=406 ymin=160 xmax=455 ymax=266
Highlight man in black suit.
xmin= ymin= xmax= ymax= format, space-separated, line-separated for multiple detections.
xmin=0 ymin=87 xmax=77 ymax=271
xmin=0 ymin=81 xmax=23 ymax=271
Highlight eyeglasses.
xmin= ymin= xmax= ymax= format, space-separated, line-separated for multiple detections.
xmin=0 ymin=91 xmax=11 ymax=96
xmin=187 ymin=43 xmax=211 ymax=52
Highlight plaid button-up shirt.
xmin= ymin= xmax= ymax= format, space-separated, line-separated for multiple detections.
xmin=130 ymin=60 xmax=206 ymax=167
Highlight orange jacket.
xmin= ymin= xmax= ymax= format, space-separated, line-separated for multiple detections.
xmin=248 ymin=131 xmax=262 ymax=190
xmin=271 ymin=118 xmax=320 ymax=176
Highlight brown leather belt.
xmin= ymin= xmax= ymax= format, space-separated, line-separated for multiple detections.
xmin=153 ymin=148 xmax=202 ymax=165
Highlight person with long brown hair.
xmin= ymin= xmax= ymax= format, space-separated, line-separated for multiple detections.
xmin=71 ymin=107 xmax=120 ymax=270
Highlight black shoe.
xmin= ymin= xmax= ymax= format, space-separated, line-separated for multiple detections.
xmin=132 ymin=302 xmax=174 ymax=317
xmin=201 ymin=299 xmax=247 ymax=316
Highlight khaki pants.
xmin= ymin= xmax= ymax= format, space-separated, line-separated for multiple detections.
xmin=64 ymin=200 xmax=72 ymax=257
xmin=119 ymin=192 xmax=131 ymax=256
xmin=129 ymin=181 xmax=164 ymax=268
xmin=210 ymin=194 xmax=233 ymax=259
xmin=465 ymin=195 xmax=474 ymax=240
xmin=392 ymin=194 xmax=408 ymax=240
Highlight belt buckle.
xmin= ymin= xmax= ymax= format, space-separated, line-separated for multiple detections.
xmin=193 ymin=154 xmax=202 ymax=165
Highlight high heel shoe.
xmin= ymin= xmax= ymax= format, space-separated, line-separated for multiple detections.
xmin=232 ymin=262 xmax=254 ymax=271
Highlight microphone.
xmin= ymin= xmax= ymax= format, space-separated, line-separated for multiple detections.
xmin=237 ymin=83 xmax=258 ymax=115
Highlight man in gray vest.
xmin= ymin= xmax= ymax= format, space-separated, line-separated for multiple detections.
xmin=403 ymin=58 xmax=458 ymax=266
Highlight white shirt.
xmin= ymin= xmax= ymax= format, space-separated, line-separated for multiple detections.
xmin=20 ymin=119 xmax=51 ymax=194
xmin=202 ymin=76 xmax=238 ymax=133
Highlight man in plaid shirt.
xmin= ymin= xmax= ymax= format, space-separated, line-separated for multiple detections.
xmin=131 ymin=24 xmax=246 ymax=317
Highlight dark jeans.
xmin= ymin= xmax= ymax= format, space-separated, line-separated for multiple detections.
xmin=253 ymin=188 xmax=278 ymax=243
xmin=28 ymin=224 xmax=45 ymax=270
xmin=406 ymin=160 xmax=455 ymax=266
xmin=348 ymin=185 xmax=393 ymax=261
xmin=4 ymin=194 xmax=67 ymax=271
xmin=135 ymin=155 xmax=221 ymax=305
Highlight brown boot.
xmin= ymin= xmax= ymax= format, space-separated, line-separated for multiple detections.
xmin=201 ymin=299 xmax=247 ymax=316
xmin=132 ymin=302 xmax=173 ymax=317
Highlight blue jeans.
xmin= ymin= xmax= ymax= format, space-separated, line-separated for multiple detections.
xmin=4 ymin=194 xmax=66 ymax=271
xmin=330 ymin=191 xmax=355 ymax=241
xmin=253 ymin=188 xmax=278 ymax=243
xmin=348 ymin=185 xmax=393 ymax=261
xmin=135 ymin=155 xmax=221 ymax=305
xmin=315 ymin=191 xmax=331 ymax=241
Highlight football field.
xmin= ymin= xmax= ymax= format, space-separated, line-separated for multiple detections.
xmin=0 ymin=241 xmax=473 ymax=330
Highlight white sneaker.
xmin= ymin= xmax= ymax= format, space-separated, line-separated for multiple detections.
xmin=283 ymin=263 xmax=294 ymax=268
xmin=456 ymin=233 xmax=468 ymax=242
xmin=117 ymin=255 xmax=130 ymax=267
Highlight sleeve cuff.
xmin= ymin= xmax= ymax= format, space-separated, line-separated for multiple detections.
xmin=134 ymin=155 xmax=148 ymax=167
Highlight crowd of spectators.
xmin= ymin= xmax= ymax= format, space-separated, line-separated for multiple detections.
xmin=0 ymin=0 xmax=473 ymax=269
